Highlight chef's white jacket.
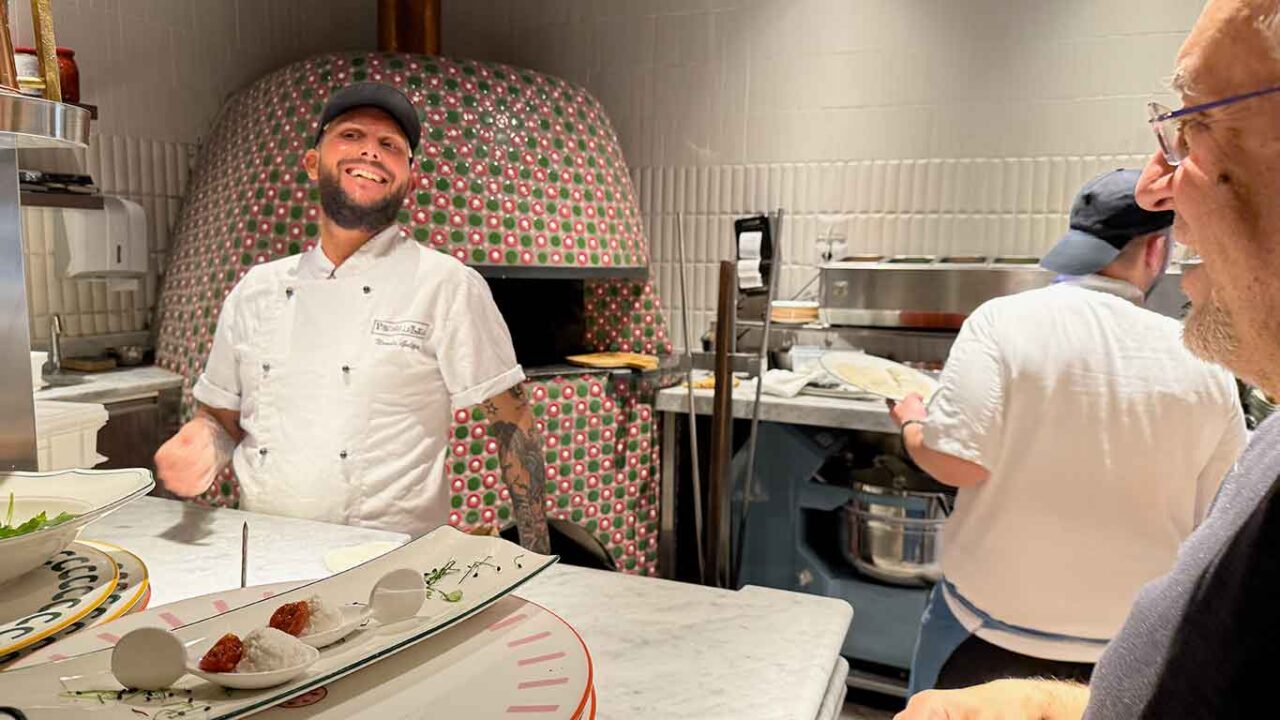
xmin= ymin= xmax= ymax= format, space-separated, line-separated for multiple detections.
xmin=193 ymin=225 xmax=524 ymax=536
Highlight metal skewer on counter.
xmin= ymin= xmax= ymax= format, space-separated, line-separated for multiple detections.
xmin=241 ymin=521 xmax=248 ymax=588
xmin=675 ymin=212 xmax=706 ymax=585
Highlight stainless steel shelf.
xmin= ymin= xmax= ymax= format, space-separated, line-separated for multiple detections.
xmin=0 ymin=91 xmax=92 ymax=149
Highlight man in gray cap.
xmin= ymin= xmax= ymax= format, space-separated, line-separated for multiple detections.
xmin=154 ymin=83 xmax=551 ymax=553
xmin=888 ymin=169 xmax=1245 ymax=695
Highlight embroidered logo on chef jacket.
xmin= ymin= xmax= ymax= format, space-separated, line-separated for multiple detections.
xmin=371 ymin=318 xmax=431 ymax=351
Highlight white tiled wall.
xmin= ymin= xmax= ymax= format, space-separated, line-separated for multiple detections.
xmin=10 ymin=0 xmax=376 ymax=341
xmin=443 ymin=0 xmax=1208 ymax=347
xmin=22 ymin=137 xmax=192 ymax=343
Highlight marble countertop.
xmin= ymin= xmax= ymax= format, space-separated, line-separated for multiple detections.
xmin=518 ymin=565 xmax=853 ymax=720
xmin=85 ymin=497 xmax=853 ymax=719
xmin=34 ymin=365 xmax=185 ymax=404
xmin=85 ymin=496 xmax=409 ymax=607
xmin=655 ymin=385 xmax=896 ymax=434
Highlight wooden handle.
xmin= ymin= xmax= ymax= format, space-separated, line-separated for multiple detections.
xmin=29 ymin=0 xmax=59 ymax=101
xmin=706 ymin=260 xmax=737 ymax=587
xmin=0 ymin=3 xmax=19 ymax=91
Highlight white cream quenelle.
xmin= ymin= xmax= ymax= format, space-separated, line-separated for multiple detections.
xmin=236 ymin=627 xmax=311 ymax=673
xmin=304 ymin=595 xmax=344 ymax=635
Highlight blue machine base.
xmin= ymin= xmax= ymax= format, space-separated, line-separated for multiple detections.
xmin=733 ymin=422 xmax=928 ymax=675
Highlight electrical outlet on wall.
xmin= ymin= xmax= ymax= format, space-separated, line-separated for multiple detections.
xmin=815 ymin=234 xmax=846 ymax=263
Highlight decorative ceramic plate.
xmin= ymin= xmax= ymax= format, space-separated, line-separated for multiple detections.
xmin=9 ymin=581 xmax=303 ymax=669
xmin=248 ymin=595 xmax=593 ymax=719
xmin=0 ymin=542 xmax=119 ymax=658
xmin=0 ymin=541 xmax=148 ymax=668
xmin=0 ymin=526 xmax=558 ymax=719
xmin=81 ymin=541 xmax=151 ymax=627
xmin=0 ymin=468 xmax=154 ymax=585
xmin=820 ymin=350 xmax=940 ymax=402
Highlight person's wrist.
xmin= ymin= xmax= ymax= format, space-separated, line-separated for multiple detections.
xmin=900 ymin=419 xmax=924 ymax=434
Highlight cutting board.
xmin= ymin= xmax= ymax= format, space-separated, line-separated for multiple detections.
xmin=60 ymin=356 xmax=117 ymax=372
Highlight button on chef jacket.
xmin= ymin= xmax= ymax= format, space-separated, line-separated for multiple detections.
xmin=193 ymin=225 xmax=525 ymax=537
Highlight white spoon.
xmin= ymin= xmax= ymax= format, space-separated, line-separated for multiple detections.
xmin=299 ymin=567 xmax=427 ymax=648
xmin=110 ymin=626 xmax=318 ymax=691
xmin=110 ymin=569 xmax=426 ymax=690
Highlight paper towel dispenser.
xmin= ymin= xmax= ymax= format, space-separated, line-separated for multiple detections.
xmin=44 ymin=195 xmax=148 ymax=279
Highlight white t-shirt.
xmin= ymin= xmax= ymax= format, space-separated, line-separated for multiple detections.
xmin=193 ymin=225 xmax=524 ymax=536
xmin=924 ymin=275 xmax=1246 ymax=662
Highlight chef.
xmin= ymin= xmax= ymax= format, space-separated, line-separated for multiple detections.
xmin=154 ymin=83 xmax=550 ymax=553
xmin=887 ymin=170 xmax=1245 ymax=694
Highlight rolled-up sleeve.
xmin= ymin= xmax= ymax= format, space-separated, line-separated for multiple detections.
xmin=192 ymin=282 xmax=245 ymax=411
xmin=436 ymin=269 xmax=525 ymax=410
xmin=922 ymin=308 xmax=1006 ymax=469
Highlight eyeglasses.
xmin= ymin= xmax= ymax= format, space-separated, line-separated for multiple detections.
xmin=1171 ymin=240 xmax=1202 ymax=267
xmin=1148 ymin=83 xmax=1280 ymax=165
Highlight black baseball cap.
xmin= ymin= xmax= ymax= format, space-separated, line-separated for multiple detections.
xmin=314 ymin=82 xmax=421 ymax=153
xmin=1041 ymin=169 xmax=1174 ymax=276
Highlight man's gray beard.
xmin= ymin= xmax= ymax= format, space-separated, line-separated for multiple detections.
xmin=1183 ymin=293 xmax=1240 ymax=366
xmin=318 ymin=169 xmax=405 ymax=231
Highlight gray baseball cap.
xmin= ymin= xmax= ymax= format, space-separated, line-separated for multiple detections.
xmin=1041 ymin=169 xmax=1174 ymax=276
xmin=314 ymin=82 xmax=421 ymax=153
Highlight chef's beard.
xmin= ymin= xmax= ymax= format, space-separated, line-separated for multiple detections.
xmin=318 ymin=167 xmax=407 ymax=232
xmin=1183 ymin=290 xmax=1240 ymax=365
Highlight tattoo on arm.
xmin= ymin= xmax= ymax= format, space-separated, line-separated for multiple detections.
xmin=489 ymin=386 xmax=550 ymax=554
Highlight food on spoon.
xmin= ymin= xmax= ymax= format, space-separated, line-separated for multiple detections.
xmin=269 ymin=600 xmax=311 ymax=637
xmin=198 ymin=633 xmax=244 ymax=673
xmin=236 ymin=627 xmax=310 ymax=673
xmin=303 ymin=595 xmax=344 ymax=635
xmin=0 ymin=492 xmax=78 ymax=539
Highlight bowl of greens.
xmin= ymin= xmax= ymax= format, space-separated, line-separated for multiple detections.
xmin=0 ymin=468 xmax=153 ymax=584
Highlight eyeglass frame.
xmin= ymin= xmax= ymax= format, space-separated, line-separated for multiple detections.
xmin=1147 ymin=83 xmax=1280 ymax=165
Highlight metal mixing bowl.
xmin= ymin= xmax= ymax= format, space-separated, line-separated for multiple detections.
xmin=840 ymin=482 xmax=950 ymax=587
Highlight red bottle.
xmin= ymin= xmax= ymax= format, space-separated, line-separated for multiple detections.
xmin=55 ymin=47 xmax=78 ymax=103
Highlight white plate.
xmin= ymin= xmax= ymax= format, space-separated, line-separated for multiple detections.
xmin=820 ymin=350 xmax=940 ymax=402
xmin=0 ymin=468 xmax=154 ymax=585
xmin=323 ymin=541 xmax=401 ymax=574
xmin=10 ymin=581 xmax=303 ymax=669
xmin=0 ymin=542 xmax=119 ymax=658
xmin=187 ymin=642 xmax=321 ymax=690
xmin=298 ymin=605 xmax=365 ymax=649
xmin=80 ymin=541 xmax=151 ymax=627
xmin=0 ymin=526 xmax=558 ymax=719
xmin=251 ymin=595 xmax=593 ymax=720
xmin=0 ymin=540 xmax=148 ymax=668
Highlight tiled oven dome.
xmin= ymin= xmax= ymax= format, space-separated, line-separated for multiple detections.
xmin=157 ymin=51 xmax=668 ymax=389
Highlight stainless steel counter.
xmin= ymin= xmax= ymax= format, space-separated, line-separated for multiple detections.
xmin=654 ymin=386 xmax=895 ymax=434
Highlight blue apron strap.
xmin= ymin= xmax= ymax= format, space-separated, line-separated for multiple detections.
xmin=908 ymin=583 xmax=972 ymax=696
xmin=941 ymin=579 xmax=1111 ymax=645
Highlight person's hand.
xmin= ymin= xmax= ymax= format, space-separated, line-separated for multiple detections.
xmin=889 ymin=392 xmax=927 ymax=429
xmin=894 ymin=680 xmax=1088 ymax=720
xmin=154 ymin=414 xmax=235 ymax=498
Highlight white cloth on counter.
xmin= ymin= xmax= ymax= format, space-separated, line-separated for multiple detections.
xmin=759 ymin=367 xmax=826 ymax=398
xmin=194 ymin=225 xmax=524 ymax=537
xmin=923 ymin=274 xmax=1246 ymax=662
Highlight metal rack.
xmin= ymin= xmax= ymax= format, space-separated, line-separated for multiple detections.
xmin=0 ymin=92 xmax=91 ymax=470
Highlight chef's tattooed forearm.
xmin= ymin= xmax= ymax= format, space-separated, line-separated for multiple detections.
xmin=487 ymin=386 xmax=551 ymax=554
